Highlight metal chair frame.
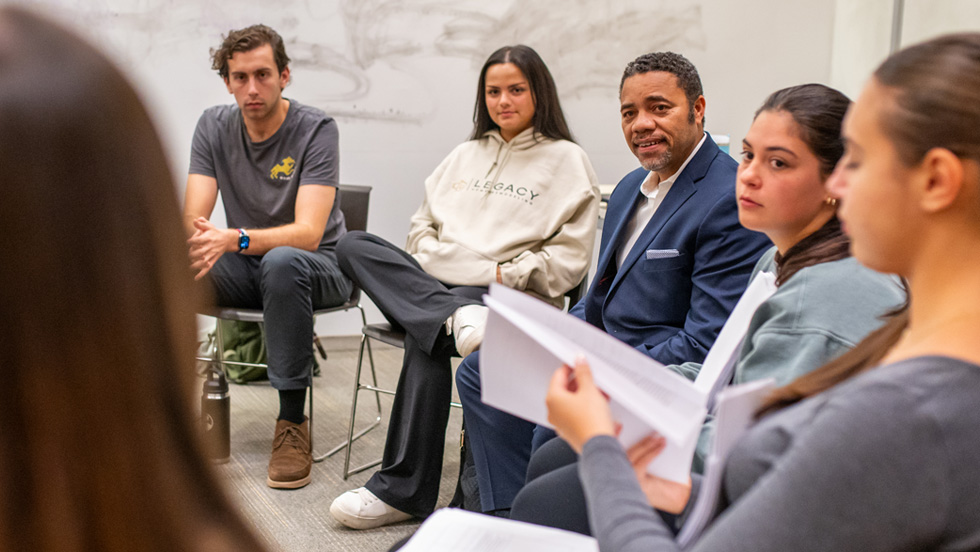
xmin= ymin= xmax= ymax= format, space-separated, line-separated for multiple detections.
xmin=339 ymin=277 xmax=590 ymax=479
xmin=195 ymin=184 xmax=372 ymax=463
xmin=339 ymin=323 xmax=462 ymax=478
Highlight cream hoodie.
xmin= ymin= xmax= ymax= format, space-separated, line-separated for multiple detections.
xmin=407 ymin=127 xmax=600 ymax=307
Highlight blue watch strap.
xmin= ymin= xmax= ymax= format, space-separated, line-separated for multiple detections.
xmin=237 ymin=228 xmax=250 ymax=252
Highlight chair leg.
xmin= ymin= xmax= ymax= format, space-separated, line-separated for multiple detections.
xmin=315 ymin=306 xmax=386 ymax=467
xmin=310 ymin=306 xmax=347 ymax=463
xmin=317 ymin=332 xmax=383 ymax=472
xmin=340 ymin=335 xmax=389 ymax=478
xmin=308 ymin=374 xmax=316 ymax=461
xmin=357 ymin=305 xmax=384 ymax=423
xmin=213 ymin=318 xmax=226 ymax=376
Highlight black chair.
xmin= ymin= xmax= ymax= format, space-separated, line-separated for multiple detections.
xmin=197 ymin=184 xmax=372 ymax=462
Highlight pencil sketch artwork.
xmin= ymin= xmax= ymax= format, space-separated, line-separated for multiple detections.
xmin=328 ymin=0 xmax=706 ymax=120
xmin=35 ymin=0 xmax=704 ymax=124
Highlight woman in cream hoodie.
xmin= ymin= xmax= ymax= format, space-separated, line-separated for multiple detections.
xmin=331 ymin=44 xmax=600 ymax=529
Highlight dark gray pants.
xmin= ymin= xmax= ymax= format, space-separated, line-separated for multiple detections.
xmin=511 ymin=436 xmax=677 ymax=536
xmin=335 ymin=231 xmax=485 ymax=518
xmin=510 ymin=436 xmax=591 ymax=534
xmin=207 ymin=246 xmax=352 ymax=390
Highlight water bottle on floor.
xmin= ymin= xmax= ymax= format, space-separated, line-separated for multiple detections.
xmin=201 ymin=368 xmax=230 ymax=462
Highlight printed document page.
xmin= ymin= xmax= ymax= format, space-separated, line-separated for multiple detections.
xmin=481 ymin=285 xmax=705 ymax=482
xmin=693 ymin=272 xmax=778 ymax=402
xmin=676 ymin=378 xmax=776 ymax=548
xmin=400 ymin=508 xmax=598 ymax=552
xmin=480 ymin=277 xmax=776 ymax=484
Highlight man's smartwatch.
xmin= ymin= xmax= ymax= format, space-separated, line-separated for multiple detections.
xmin=237 ymin=228 xmax=250 ymax=252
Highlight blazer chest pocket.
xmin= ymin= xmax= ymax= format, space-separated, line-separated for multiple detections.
xmin=641 ymin=250 xmax=687 ymax=272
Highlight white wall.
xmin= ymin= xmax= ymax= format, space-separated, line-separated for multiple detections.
xmin=830 ymin=0 xmax=980 ymax=100
xmin=829 ymin=1 xmax=895 ymax=99
xmin=14 ymin=0 xmax=842 ymax=335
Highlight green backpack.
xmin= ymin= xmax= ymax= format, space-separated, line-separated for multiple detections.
xmin=198 ymin=320 xmax=321 ymax=383
xmin=217 ymin=320 xmax=268 ymax=383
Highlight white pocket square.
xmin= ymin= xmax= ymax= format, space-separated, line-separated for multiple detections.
xmin=645 ymin=248 xmax=681 ymax=259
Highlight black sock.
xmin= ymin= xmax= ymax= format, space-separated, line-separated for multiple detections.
xmin=278 ymin=388 xmax=307 ymax=424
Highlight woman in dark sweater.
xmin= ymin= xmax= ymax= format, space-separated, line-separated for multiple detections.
xmin=545 ymin=33 xmax=980 ymax=552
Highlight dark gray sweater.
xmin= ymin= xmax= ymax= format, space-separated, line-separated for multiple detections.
xmin=580 ymin=356 xmax=980 ymax=551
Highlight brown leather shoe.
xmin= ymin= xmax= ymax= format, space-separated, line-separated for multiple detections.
xmin=267 ymin=417 xmax=312 ymax=489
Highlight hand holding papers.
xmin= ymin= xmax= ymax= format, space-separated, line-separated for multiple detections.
xmin=480 ymin=272 xmax=777 ymax=483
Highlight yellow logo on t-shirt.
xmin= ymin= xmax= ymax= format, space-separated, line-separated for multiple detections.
xmin=270 ymin=156 xmax=296 ymax=180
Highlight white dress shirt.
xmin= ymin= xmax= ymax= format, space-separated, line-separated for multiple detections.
xmin=616 ymin=133 xmax=707 ymax=269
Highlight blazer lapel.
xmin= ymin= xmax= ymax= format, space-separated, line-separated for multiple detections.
xmin=607 ymin=135 xmax=723 ymax=295
xmin=593 ymin=172 xmax=645 ymax=284
xmin=608 ymin=178 xmax=696 ymax=293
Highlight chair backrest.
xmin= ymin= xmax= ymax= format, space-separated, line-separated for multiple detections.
xmin=338 ymin=184 xmax=371 ymax=233
xmin=565 ymin=276 xmax=589 ymax=310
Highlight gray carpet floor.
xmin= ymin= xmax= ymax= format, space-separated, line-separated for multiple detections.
xmin=210 ymin=335 xmax=463 ymax=552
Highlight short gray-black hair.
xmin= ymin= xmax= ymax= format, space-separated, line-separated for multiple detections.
xmin=620 ymin=51 xmax=703 ymax=111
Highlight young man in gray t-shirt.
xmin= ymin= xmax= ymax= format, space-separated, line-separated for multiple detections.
xmin=184 ymin=24 xmax=351 ymax=490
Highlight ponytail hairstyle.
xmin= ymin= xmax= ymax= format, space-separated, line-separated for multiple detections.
xmin=758 ymin=33 xmax=980 ymax=416
xmin=873 ymin=33 xmax=980 ymax=167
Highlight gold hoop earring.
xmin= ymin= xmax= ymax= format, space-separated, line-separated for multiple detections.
xmin=824 ymin=197 xmax=838 ymax=207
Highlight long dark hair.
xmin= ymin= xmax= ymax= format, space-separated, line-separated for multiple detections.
xmin=755 ymin=84 xmax=852 ymax=286
xmin=758 ymin=34 xmax=980 ymax=415
xmin=0 ymin=8 xmax=266 ymax=551
xmin=470 ymin=45 xmax=574 ymax=142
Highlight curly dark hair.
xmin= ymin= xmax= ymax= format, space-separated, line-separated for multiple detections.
xmin=210 ymin=24 xmax=290 ymax=80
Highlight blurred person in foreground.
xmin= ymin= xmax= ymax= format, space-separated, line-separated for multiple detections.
xmin=0 ymin=7 xmax=269 ymax=552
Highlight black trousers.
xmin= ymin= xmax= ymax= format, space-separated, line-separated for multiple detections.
xmin=335 ymin=231 xmax=485 ymax=517
xmin=207 ymin=246 xmax=351 ymax=390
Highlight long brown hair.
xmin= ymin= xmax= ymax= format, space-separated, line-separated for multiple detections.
xmin=0 ymin=8 xmax=266 ymax=551
xmin=758 ymin=33 xmax=980 ymax=416
xmin=757 ymin=305 xmax=908 ymax=417
xmin=772 ymin=216 xmax=849 ymax=287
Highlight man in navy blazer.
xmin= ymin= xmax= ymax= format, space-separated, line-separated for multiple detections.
xmin=455 ymin=52 xmax=771 ymax=517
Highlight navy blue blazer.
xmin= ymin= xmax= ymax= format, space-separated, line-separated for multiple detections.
xmin=569 ymin=135 xmax=771 ymax=366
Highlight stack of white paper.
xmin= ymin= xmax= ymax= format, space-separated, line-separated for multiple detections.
xmin=400 ymin=508 xmax=598 ymax=552
xmin=675 ymin=378 xmax=775 ymax=548
xmin=480 ymin=272 xmax=777 ymax=482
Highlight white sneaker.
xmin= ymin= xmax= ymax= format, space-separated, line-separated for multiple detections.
xmin=329 ymin=487 xmax=412 ymax=529
xmin=449 ymin=304 xmax=489 ymax=357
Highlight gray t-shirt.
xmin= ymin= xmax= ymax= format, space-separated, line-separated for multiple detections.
xmin=188 ymin=99 xmax=345 ymax=249
xmin=580 ymin=355 xmax=980 ymax=552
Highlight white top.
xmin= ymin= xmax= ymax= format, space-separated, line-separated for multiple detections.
xmin=617 ymin=133 xmax=707 ymax=268
xmin=406 ymin=127 xmax=600 ymax=307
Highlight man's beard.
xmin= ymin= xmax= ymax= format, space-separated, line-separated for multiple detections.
xmin=640 ymin=148 xmax=673 ymax=172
